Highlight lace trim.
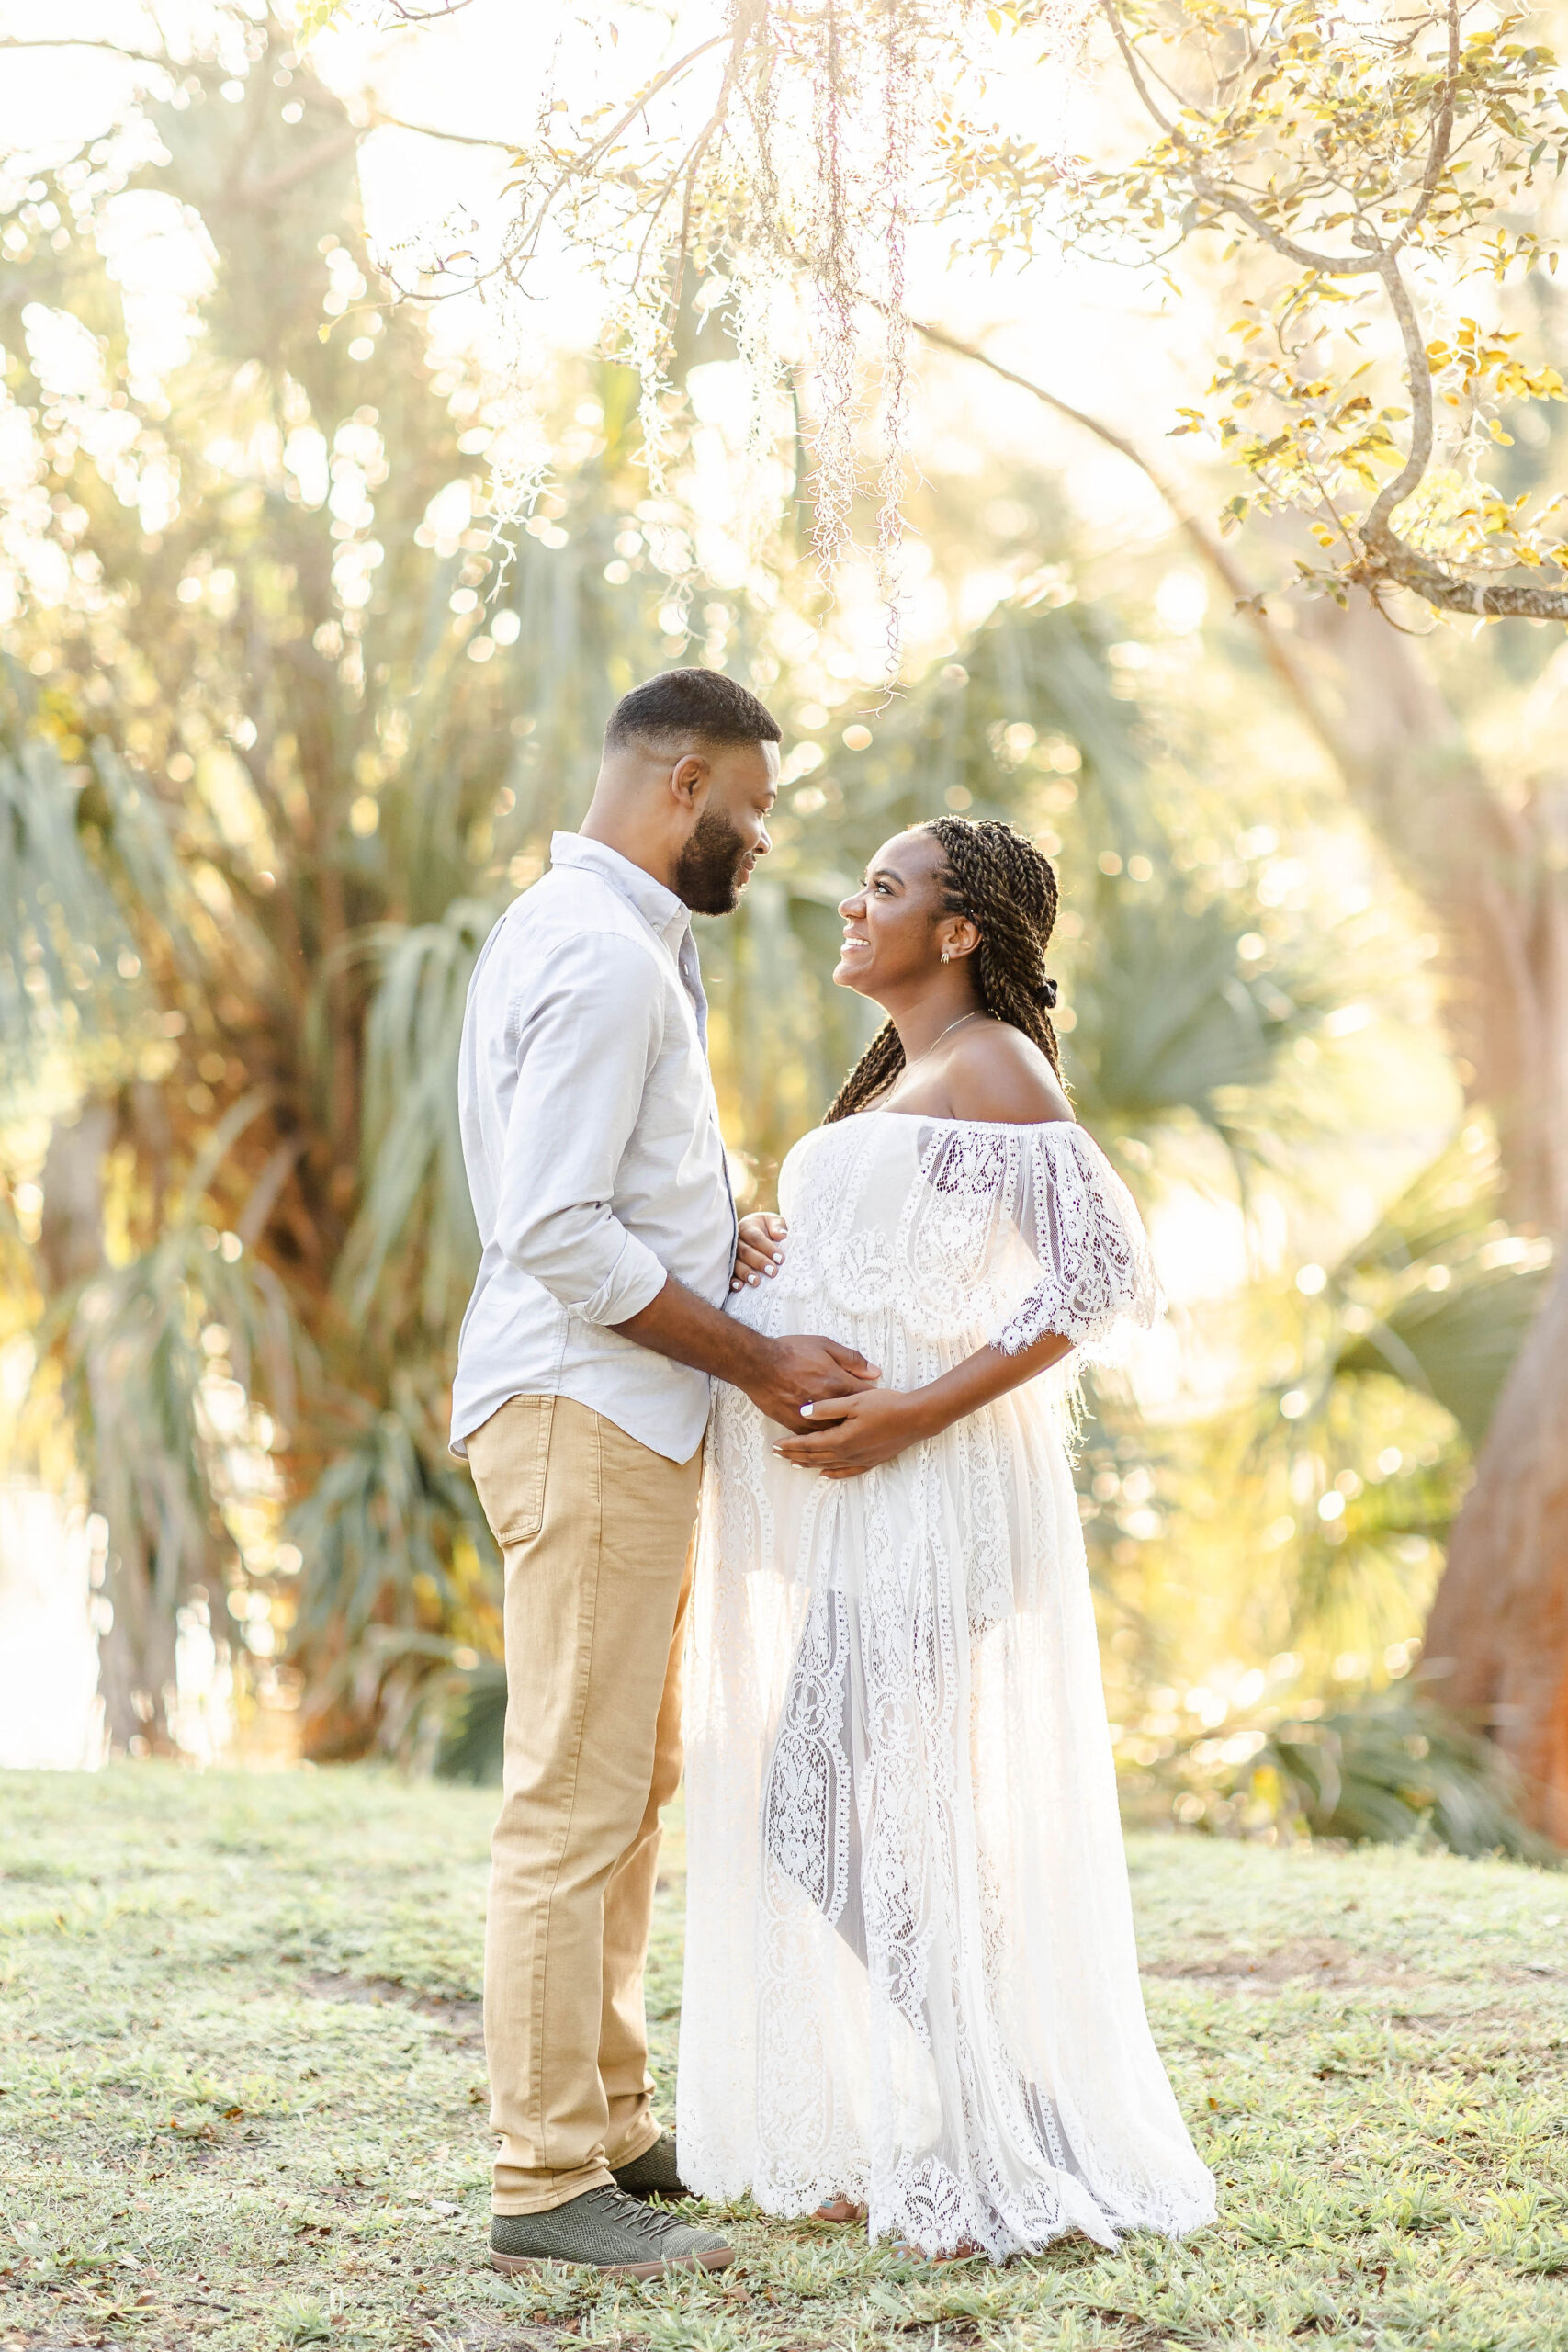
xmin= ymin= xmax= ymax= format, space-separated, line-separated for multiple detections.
xmin=751 ymin=1117 xmax=1162 ymax=1365
xmin=680 ymin=1114 xmax=1213 ymax=2256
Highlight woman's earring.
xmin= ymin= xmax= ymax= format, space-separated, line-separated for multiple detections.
xmin=941 ymin=949 xmax=951 ymax=963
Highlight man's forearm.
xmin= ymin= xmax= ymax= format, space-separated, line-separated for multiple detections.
xmin=610 ymin=1273 xmax=773 ymax=1388
xmin=610 ymin=1273 xmax=881 ymax=1430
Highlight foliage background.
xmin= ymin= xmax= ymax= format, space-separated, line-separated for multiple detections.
xmin=0 ymin=3 xmax=1560 ymax=1847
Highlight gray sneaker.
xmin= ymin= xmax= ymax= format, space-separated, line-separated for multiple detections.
xmin=489 ymin=2184 xmax=732 ymax=2278
xmin=612 ymin=2130 xmax=690 ymax=2201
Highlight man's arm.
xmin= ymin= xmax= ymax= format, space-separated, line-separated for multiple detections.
xmin=496 ymin=930 xmax=877 ymax=1428
xmin=493 ymin=931 xmax=672 ymax=1328
xmin=613 ymin=1276 xmax=878 ymax=1431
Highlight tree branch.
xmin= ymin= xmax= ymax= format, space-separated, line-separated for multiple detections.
xmin=671 ymin=96 xmax=730 ymax=338
xmin=1363 ymin=253 xmax=1436 ymax=550
xmin=0 ymin=36 xmax=175 ymax=74
xmin=1357 ymin=252 xmax=1568 ymax=616
xmin=556 ymin=33 xmax=729 ymax=179
xmin=366 ymin=111 xmax=517 ymax=151
xmin=1188 ymin=166 xmax=1386 ymax=277
xmin=910 ymin=319 xmax=1356 ymax=781
xmin=1393 ymin=0 xmax=1460 ymax=253
xmin=1099 ymin=0 xmax=1568 ymax=618
xmin=475 ymin=30 xmax=731 ymax=306
xmin=1098 ymin=0 xmax=1173 ymax=134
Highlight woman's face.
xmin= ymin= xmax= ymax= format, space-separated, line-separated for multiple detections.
xmin=834 ymin=829 xmax=973 ymax=997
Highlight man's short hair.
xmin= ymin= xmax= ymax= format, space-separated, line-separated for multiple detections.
xmin=604 ymin=667 xmax=782 ymax=755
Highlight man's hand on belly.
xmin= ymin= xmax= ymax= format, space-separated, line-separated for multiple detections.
xmin=612 ymin=1272 xmax=879 ymax=1430
xmin=741 ymin=1333 xmax=881 ymax=1432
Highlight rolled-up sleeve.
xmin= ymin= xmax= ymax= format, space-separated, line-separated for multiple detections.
xmin=493 ymin=930 xmax=671 ymax=1325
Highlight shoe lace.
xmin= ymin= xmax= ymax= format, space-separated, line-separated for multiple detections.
xmin=581 ymin=2185 xmax=686 ymax=2238
xmin=623 ymin=2196 xmax=699 ymax=2245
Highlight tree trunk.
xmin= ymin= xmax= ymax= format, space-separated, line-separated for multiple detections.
xmin=1298 ymin=598 xmax=1568 ymax=1836
xmin=1296 ymin=600 xmax=1568 ymax=1229
xmin=1420 ymin=1256 xmax=1568 ymax=1842
xmin=95 ymin=1520 xmax=182 ymax=1758
xmin=39 ymin=1097 xmax=180 ymax=1755
xmin=39 ymin=1102 xmax=115 ymax=1290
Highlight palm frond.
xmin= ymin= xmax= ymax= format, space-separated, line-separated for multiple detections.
xmin=1264 ymin=1131 xmax=1552 ymax=1455
xmin=1327 ymin=1135 xmax=1553 ymax=1448
xmin=1264 ymin=1690 xmax=1558 ymax=1863
xmin=285 ymin=1373 xmax=499 ymax=1758
xmin=435 ymin=1658 xmax=509 ymax=1785
xmin=0 ymin=691 xmax=145 ymax=1089
xmin=1067 ymin=880 xmax=1333 ymax=1164
xmin=330 ymin=900 xmax=494 ymax=1333
xmin=29 ymin=1212 xmax=305 ymax=1749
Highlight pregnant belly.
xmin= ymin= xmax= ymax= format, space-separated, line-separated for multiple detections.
xmin=725 ymin=1269 xmax=989 ymax=1398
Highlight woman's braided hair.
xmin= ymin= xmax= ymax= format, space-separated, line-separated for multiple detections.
xmin=824 ymin=816 xmax=1063 ymax=1124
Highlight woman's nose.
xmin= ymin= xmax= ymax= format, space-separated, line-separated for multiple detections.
xmin=839 ymin=891 xmax=863 ymax=918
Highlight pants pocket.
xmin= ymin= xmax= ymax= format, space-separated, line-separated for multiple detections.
xmin=473 ymin=1394 xmax=557 ymax=1547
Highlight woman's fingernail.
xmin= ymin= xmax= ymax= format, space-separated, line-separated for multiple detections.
xmin=766 ymin=1265 xmax=776 ymax=1276
xmin=772 ymin=1252 xmax=784 ymax=1264
xmin=748 ymin=1272 xmax=759 ymax=1285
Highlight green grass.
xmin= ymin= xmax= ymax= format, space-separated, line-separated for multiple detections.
xmin=2 ymin=1768 xmax=1566 ymax=2351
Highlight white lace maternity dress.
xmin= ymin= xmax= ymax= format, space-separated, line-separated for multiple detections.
xmin=678 ymin=1112 xmax=1216 ymax=2259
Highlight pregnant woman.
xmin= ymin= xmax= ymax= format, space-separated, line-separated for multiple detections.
xmin=677 ymin=816 xmax=1215 ymax=2260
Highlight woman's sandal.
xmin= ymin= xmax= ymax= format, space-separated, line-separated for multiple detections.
xmin=815 ymin=2197 xmax=867 ymax=2224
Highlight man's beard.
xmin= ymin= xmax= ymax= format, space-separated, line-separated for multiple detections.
xmin=672 ymin=809 xmax=751 ymax=915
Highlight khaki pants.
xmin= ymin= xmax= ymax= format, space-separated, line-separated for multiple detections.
xmin=467 ymin=1394 xmax=703 ymax=2216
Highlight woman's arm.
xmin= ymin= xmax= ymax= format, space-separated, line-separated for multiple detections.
xmin=774 ymin=1027 xmax=1087 ymax=1476
xmin=772 ymin=1325 xmax=1073 ymax=1479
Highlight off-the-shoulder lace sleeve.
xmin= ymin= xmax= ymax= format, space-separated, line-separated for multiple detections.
xmin=761 ymin=1114 xmax=1162 ymax=1359
xmin=983 ymin=1123 xmax=1162 ymax=1358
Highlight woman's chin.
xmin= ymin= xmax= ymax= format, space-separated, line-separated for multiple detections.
xmin=833 ymin=956 xmax=873 ymax=992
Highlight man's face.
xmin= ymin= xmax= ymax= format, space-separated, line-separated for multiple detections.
xmin=672 ymin=739 xmax=778 ymax=915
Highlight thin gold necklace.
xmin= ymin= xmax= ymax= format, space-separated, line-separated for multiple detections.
xmin=908 ymin=1008 xmax=986 ymax=1065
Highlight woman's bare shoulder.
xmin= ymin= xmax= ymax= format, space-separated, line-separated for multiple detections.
xmin=946 ymin=1020 xmax=1075 ymax=1125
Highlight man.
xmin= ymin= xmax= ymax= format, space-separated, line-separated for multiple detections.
xmin=452 ymin=667 xmax=878 ymax=2278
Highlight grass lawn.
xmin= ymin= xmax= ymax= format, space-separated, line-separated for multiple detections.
xmin=2 ymin=1767 xmax=1566 ymax=2352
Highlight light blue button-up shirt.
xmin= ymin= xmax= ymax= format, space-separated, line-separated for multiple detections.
xmin=450 ymin=833 xmax=737 ymax=1464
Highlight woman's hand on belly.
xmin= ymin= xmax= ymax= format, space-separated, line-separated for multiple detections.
xmin=771 ymin=1386 xmax=931 ymax=1478
xmin=770 ymin=1323 xmax=1078 ymax=1476
xmin=731 ymin=1211 xmax=787 ymax=1293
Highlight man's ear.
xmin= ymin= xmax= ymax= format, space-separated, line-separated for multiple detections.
xmin=670 ymin=750 xmax=708 ymax=810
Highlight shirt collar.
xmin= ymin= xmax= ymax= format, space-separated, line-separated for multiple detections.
xmin=549 ymin=831 xmax=690 ymax=953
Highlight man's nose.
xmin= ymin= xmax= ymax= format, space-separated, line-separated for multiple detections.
xmin=755 ymin=823 xmax=772 ymax=857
